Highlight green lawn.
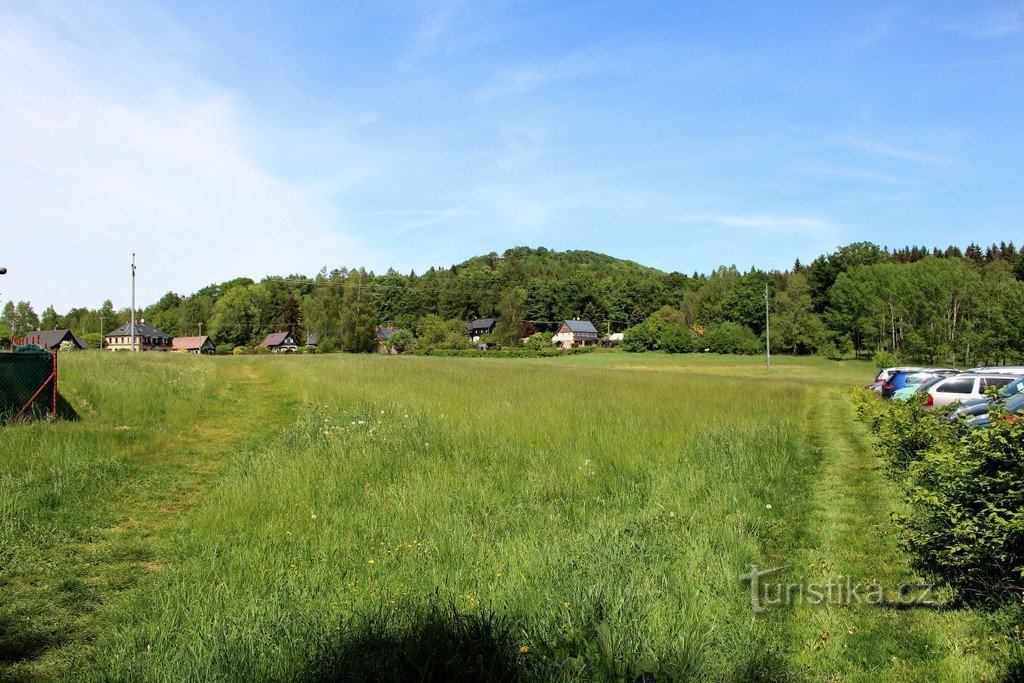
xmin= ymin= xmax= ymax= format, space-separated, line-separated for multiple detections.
xmin=0 ymin=352 xmax=1012 ymax=681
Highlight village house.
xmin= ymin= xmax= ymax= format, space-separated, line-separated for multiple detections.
xmin=20 ymin=329 xmax=88 ymax=350
xmin=305 ymin=333 xmax=321 ymax=349
xmin=465 ymin=318 xmax=496 ymax=342
xmin=261 ymin=332 xmax=298 ymax=353
xmin=376 ymin=327 xmax=396 ymax=354
xmin=171 ymin=335 xmax=215 ymax=354
xmin=553 ymin=319 xmax=600 ymax=348
xmin=105 ymin=321 xmax=172 ymax=351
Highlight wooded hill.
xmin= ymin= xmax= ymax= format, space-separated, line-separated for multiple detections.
xmin=3 ymin=242 xmax=1023 ymax=364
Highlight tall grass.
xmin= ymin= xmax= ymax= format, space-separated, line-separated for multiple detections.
xmin=4 ymin=352 xmax=950 ymax=681
xmin=4 ymin=354 xmax=809 ymax=680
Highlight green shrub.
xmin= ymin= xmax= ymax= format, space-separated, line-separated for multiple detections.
xmin=622 ymin=322 xmax=656 ymax=352
xmin=898 ymin=414 xmax=1024 ymax=604
xmin=523 ymin=333 xmax=550 ymax=351
xmin=872 ymin=350 xmax=900 ymax=370
xmin=705 ymin=323 xmax=761 ymax=355
xmin=855 ymin=387 xmax=1024 ymax=605
xmin=388 ymin=329 xmax=415 ymax=353
xmin=660 ymin=323 xmax=699 ymax=354
xmin=871 ymin=394 xmax=955 ymax=472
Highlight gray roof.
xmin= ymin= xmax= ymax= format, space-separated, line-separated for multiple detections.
xmin=306 ymin=333 xmax=321 ymax=345
xmin=563 ymin=319 xmax=598 ymax=334
xmin=376 ymin=327 xmax=394 ymax=340
xmin=262 ymin=332 xmax=296 ymax=347
xmin=465 ymin=318 xmax=497 ymax=333
xmin=22 ymin=329 xmax=88 ymax=349
xmin=106 ymin=321 xmax=171 ymax=340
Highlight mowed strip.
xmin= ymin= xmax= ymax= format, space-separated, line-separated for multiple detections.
xmin=0 ymin=357 xmax=294 ymax=679
xmin=781 ymin=389 xmax=1003 ymax=682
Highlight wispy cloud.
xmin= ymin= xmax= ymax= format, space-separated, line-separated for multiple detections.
xmin=794 ymin=164 xmax=920 ymax=186
xmin=938 ymin=5 xmax=1024 ymax=39
xmin=836 ymin=137 xmax=955 ymax=165
xmin=0 ymin=3 xmax=361 ymax=310
xmin=673 ymin=213 xmax=837 ymax=237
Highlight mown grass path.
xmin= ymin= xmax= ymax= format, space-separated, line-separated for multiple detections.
xmin=780 ymin=388 xmax=1002 ymax=682
xmin=0 ymin=359 xmax=296 ymax=680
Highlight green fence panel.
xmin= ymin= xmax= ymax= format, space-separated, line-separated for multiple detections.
xmin=0 ymin=348 xmax=55 ymax=422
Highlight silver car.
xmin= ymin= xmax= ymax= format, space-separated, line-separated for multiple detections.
xmin=925 ymin=373 xmax=1017 ymax=409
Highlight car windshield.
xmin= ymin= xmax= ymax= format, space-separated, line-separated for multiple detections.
xmin=1000 ymin=377 xmax=1024 ymax=397
xmin=915 ymin=377 xmax=944 ymax=392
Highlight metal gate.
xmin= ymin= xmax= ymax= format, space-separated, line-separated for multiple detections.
xmin=0 ymin=346 xmax=58 ymax=423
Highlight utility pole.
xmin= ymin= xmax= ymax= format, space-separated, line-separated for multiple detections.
xmin=99 ymin=315 xmax=104 ymax=352
xmin=198 ymin=322 xmax=203 ymax=336
xmin=764 ymin=283 xmax=771 ymax=371
xmin=130 ymin=253 xmax=137 ymax=352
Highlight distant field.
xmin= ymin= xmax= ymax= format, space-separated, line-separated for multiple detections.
xmin=0 ymin=352 xmax=1011 ymax=680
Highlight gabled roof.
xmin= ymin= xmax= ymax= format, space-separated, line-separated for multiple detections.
xmin=171 ymin=335 xmax=211 ymax=351
xmin=376 ymin=327 xmax=395 ymax=340
xmin=306 ymin=333 xmax=321 ymax=345
xmin=563 ymin=319 xmax=598 ymax=334
xmin=22 ymin=329 xmax=87 ymax=349
xmin=105 ymin=321 xmax=171 ymax=339
xmin=262 ymin=332 xmax=295 ymax=347
xmin=465 ymin=318 xmax=497 ymax=333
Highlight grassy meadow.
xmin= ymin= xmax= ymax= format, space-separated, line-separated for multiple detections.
xmin=0 ymin=351 xmax=1014 ymax=681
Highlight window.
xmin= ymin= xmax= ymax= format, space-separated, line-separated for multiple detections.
xmin=982 ymin=377 xmax=1011 ymax=391
xmin=937 ymin=377 xmax=975 ymax=394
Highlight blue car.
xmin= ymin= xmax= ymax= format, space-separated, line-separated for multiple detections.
xmin=967 ymin=392 xmax=1024 ymax=428
xmin=881 ymin=371 xmax=938 ymax=399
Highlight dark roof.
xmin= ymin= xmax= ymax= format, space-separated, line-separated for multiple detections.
xmin=306 ymin=333 xmax=321 ymax=345
xmin=171 ymin=336 xmax=212 ymax=351
xmin=105 ymin=321 xmax=171 ymax=340
xmin=465 ymin=318 xmax=497 ymax=333
xmin=262 ymin=332 xmax=296 ymax=347
xmin=376 ymin=327 xmax=394 ymax=340
xmin=563 ymin=319 xmax=598 ymax=334
xmin=22 ymin=329 xmax=87 ymax=349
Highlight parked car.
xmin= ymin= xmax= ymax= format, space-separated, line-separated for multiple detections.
xmin=944 ymin=376 xmax=1024 ymax=422
xmin=966 ymin=392 xmax=1024 ymax=428
xmin=892 ymin=375 xmax=946 ymax=401
xmin=882 ymin=371 xmax=935 ymax=399
xmin=881 ymin=369 xmax=959 ymax=399
xmin=869 ymin=366 xmax=923 ymax=392
xmin=925 ymin=373 xmax=1017 ymax=409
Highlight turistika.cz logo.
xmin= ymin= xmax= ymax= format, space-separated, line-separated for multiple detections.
xmin=740 ymin=565 xmax=935 ymax=613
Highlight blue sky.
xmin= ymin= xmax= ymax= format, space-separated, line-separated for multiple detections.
xmin=1 ymin=1 xmax=1022 ymax=311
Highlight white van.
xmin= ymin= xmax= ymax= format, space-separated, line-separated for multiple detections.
xmin=925 ymin=373 xmax=1017 ymax=409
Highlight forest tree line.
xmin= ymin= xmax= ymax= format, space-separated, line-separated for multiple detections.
xmin=2 ymin=242 xmax=1023 ymax=363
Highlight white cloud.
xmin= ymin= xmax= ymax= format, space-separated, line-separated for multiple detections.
xmin=0 ymin=3 xmax=361 ymax=311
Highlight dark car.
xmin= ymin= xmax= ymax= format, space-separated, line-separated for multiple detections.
xmin=966 ymin=392 xmax=1024 ymax=428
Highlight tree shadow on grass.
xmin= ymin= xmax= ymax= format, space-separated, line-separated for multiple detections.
xmin=0 ymin=610 xmax=59 ymax=673
xmin=303 ymin=602 xmax=529 ymax=682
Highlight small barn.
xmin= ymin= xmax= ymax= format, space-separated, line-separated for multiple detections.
xmin=465 ymin=318 xmax=496 ymax=342
xmin=20 ymin=329 xmax=88 ymax=351
xmin=172 ymin=335 xmax=215 ymax=354
xmin=261 ymin=332 xmax=298 ymax=353
xmin=305 ymin=333 xmax=321 ymax=349
xmin=553 ymin=319 xmax=599 ymax=348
